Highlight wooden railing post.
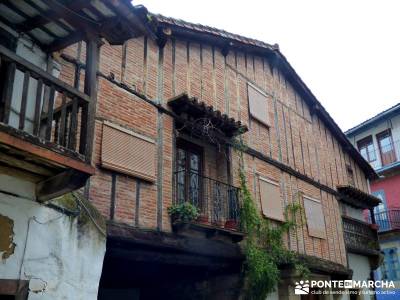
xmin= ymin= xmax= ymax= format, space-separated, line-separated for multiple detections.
xmin=80 ymin=33 xmax=101 ymax=162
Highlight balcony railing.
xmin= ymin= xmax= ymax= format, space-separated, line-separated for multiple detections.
xmin=173 ymin=170 xmax=241 ymax=229
xmin=374 ymin=209 xmax=400 ymax=232
xmin=0 ymin=45 xmax=90 ymax=160
xmin=342 ymin=216 xmax=379 ymax=256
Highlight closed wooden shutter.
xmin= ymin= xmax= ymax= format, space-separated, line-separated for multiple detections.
xmin=259 ymin=177 xmax=284 ymax=221
xmin=248 ymin=83 xmax=269 ymax=126
xmin=101 ymin=121 xmax=156 ymax=182
xmin=303 ymin=196 xmax=326 ymax=239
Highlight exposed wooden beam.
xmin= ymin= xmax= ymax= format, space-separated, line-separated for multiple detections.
xmin=36 ymin=169 xmax=89 ymax=202
xmin=16 ymin=0 xmax=93 ymax=32
xmin=46 ymin=31 xmax=84 ymax=53
xmin=3 ymin=0 xmax=58 ymax=38
xmin=23 ymin=0 xmax=73 ymax=34
xmin=0 ymin=152 xmax=54 ymax=177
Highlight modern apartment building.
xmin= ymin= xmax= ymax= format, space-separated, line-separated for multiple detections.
xmin=0 ymin=1 xmax=382 ymax=299
xmin=346 ymin=103 xmax=400 ymax=298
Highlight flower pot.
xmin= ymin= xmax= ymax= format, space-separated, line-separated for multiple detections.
xmin=196 ymin=215 xmax=209 ymax=225
xmin=225 ymin=219 xmax=238 ymax=230
xmin=370 ymin=223 xmax=379 ymax=231
xmin=214 ymin=219 xmax=225 ymax=228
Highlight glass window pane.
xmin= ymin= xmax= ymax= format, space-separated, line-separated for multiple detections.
xmin=360 ymin=147 xmax=368 ymax=160
xmin=380 ymin=136 xmax=394 ymax=153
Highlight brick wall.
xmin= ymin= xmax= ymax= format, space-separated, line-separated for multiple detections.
xmin=58 ymin=35 xmax=370 ymax=267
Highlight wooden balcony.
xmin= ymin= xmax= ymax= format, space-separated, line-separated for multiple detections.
xmin=342 ymin=216 xmax=380 ymax=256
xmin=0 ymin=44 xmax=94 ymax=201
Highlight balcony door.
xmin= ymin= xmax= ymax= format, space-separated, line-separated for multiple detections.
xmin=377 ymin=129 xmax=396 ymax=166
xmin=176 ymin=140 xmax=203 ymax=209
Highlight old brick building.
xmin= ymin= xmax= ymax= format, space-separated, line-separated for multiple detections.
xmin=5 ymin=2 xmax=382 ymax=299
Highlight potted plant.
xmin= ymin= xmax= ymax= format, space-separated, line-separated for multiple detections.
xmin=370 ymin=223 xmax=380 ymax=231
xmin=196 ymin=214 xmax=209 ymax=224
xmin=168 ymin=202 xmax=199 ymax=223
xmin=225 ymin=219 xmax=238 ymax=230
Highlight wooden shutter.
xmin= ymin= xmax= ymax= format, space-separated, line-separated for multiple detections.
xmin=259 ymin=177 xmax=284 ymax=221
xmin=101 ymin=121 xmax=156 ymax=182
xmin=248 ymin=83 xmax=269 ymax=126
xmin=303 ymin=196 xmax=326 ymax=239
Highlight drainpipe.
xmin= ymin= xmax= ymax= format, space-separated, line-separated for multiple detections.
xmin=367 ymin=179 xmax=377 ymax=225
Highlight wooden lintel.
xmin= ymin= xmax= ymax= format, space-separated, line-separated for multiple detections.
xmin=36 ymin=169 xmax=89 ymax=202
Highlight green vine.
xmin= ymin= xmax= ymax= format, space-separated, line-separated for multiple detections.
xmin=234 ymin=138 xmax=310 ymax=299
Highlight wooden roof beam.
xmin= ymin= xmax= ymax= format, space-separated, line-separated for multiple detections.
xmin=17 ymin=0 xmax=94 ymax=32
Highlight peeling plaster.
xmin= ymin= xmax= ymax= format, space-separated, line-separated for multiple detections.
xmin=0 ymin=214 xmax=16 ymax=260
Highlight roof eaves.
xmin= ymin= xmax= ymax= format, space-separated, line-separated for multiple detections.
xmin=345 ymin=102 xmax=400 ymax=137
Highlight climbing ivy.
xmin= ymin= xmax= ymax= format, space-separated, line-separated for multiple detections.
xmin=234 ymin=138 xmax=310 ymax=299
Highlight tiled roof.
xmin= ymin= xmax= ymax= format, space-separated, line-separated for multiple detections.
xmin=153 ymin=14 xmax=279 ymax=51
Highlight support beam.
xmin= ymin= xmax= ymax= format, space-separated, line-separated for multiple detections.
xmin=16 ymin=0 xmax=92 ymax=32
xmin=36 ymin=169 xmax=89 ymax=202
xmin=81 ymin=34 xmax=101 ymax=162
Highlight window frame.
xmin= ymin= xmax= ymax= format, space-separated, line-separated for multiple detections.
xmin=357 ymin=135 xmax=376 ymax=163
xmin=247 ymin=82 xmax=270 ymax=127
xmin=376 ymin=129 xmax=397 ymax=166
xmin=258 ymin=176 xmax=284 ymax=222
xmin=303 ymin=195 xmax=327 ymax=239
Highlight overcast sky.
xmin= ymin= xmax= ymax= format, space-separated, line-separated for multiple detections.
xmin=135 ymin=0 xmax=400 ymax=131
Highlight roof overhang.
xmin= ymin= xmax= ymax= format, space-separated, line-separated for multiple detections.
xmin=337 ymin=185 xmax=381 ymax=209
xmin=168 ymin=93 xmax=248 ymax=138
xmin=0 ymin=0 xmax=155 ymax=52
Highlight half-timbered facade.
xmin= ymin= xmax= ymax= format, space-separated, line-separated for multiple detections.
xmin=0 ymin=1 xmax=382 ymax=299
xmin=56 ymin=12 xmax=381 ymax=299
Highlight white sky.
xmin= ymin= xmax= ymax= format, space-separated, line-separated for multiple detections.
xmin=135 ymin=0 xmax=400 ymax=131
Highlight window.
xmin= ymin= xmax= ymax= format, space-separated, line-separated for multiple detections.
xmin=247 ymin=83 xmax=269 ymax=126
xmin=377 ymin=129 xmax=397 ymax=166
xmin=346 ymin=164 xmax=355 ymax=187
xmin=258 ymin=177 xmax=284 ymax=221
xmin=101 ymin=121 xmax=156 ymax=182
xmin=381 ymin=248 xmax=400 ymax=280
xmin=373 ymin=190 xmax=391 ymax=230
xmin=175 ymin=139 xmax=203 ymax=208
xmin=357 ymin=136 xmax=376 ymax=162
xmin=303 ymin=196 xmax=326 ymax=239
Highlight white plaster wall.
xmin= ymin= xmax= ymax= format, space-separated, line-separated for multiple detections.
xmin=348 ymin=253 xmax=372 ymax=300
xmin=0 ymin=186 xmax=106 ymax=299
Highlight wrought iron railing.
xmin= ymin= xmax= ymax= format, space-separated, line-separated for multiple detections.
xmin=173 ymin=170 xmax=241 ymax=229
xmin=374 ymin=209 xmax=400 ymax=232
xmin=0 ymin=44 xmax=90 ymax=160
xmin=342 ymin=216 xmax=379 ymax=255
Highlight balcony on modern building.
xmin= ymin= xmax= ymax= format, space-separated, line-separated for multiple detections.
xmin=0 ymin=0 xmax=149 ymax=201
xmin=374 ymin=209 xmax=400 ymax=232
xmin=342 ymin=216 xmax=380 ymax=257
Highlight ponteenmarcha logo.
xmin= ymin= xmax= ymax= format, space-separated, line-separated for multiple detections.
xmin=295 ymin=280 xmax=310 ymax=295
